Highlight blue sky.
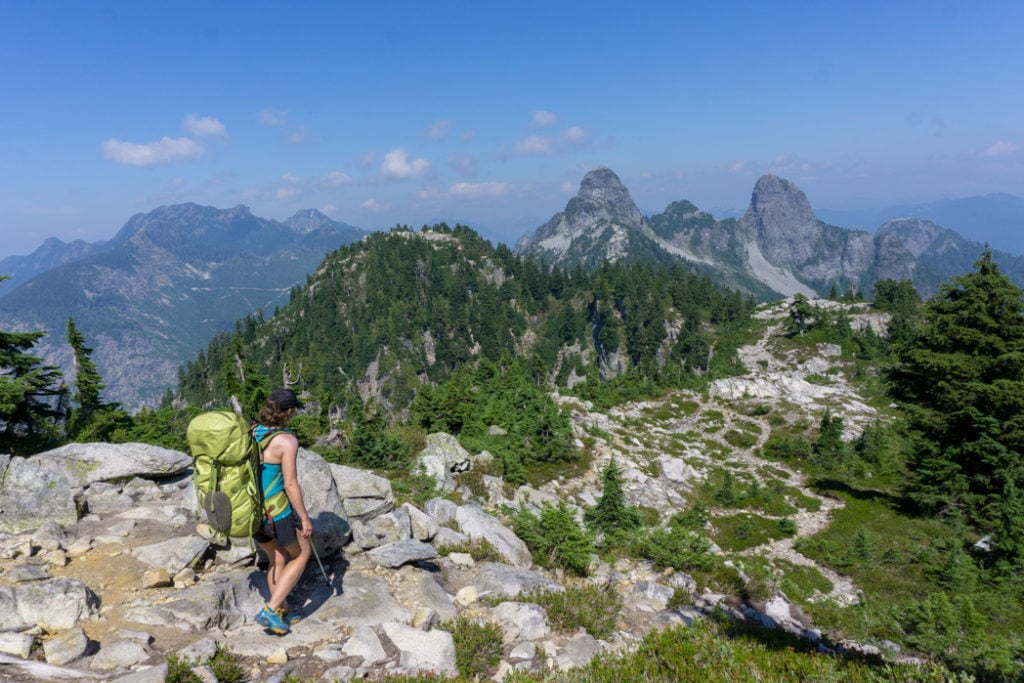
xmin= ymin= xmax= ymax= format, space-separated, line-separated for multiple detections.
xmin=1 ymin=1 xmax=1022 ymax=258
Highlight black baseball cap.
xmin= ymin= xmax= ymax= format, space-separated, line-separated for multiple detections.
xmin=269 ymin=388 xmax=304 ymax=410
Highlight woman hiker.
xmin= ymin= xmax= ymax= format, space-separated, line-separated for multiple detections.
xmin=253 ymin=388 xmax=313 ymax=635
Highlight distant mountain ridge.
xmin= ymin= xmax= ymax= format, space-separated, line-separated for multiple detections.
xmin=0 ymin=203 xmax=365 ymax=408
xmin=817 ymin=192 xmax=1024 ymax=256
xmin=517 ymin=167 xmax=1024 ymax=298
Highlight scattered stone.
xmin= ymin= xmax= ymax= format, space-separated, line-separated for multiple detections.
xmin=509 ymin=641 xmax=536 ymax=662
xmin=456 ymin=504 xmax=532 ymax=568
xmin=557 ymin=631 xmax=601 ymax=670
xmin=7 ymin=563 xmax=51 ymax=582
xmin=382 ymin=621 xmax=457 ymax=677
xmin=423 ymin=497 xmax=458 ymax=525
xmin=173 ymin=567 xmax=197 ymax=587
xmin=0 ymin=632 xmax=34 ymax=658
xmin=43 ymin=627 xmax=89 ymax=666
xmin=91 ymin=638 xmax=153 ymax=671
xmin=342 ymin=625 xmax=388 ymax=665
xmin=132 ymin=535 xmax=209 ymax=575
xmin=489 ymin=602 xmax=550 ymax=642
xmin=142 ymin=568 xmax=171 ymax=589
xmin=367 ymin=539 xmax=439 ymax=568
xmin=266 ymin=647 xmax=289 ymax=664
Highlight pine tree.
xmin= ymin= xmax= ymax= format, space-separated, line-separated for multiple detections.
xmin=892 ymin=249 xmax=1024 ymax=565
xmin=66 ymin=317 xmax=106 ymax=437
xmin=585 ymin=457 xmax=641 ymax=536
xmin=0 ymin=276 xmax=66 ymax=454
xmin=787 ymin=294 xmax=813 ymax=336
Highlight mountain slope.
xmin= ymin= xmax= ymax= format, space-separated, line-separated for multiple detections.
xmin=0 ymin=203 xmax=364 ymax=408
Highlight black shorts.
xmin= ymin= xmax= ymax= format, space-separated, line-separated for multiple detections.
xmin=253 ymin=510 xmax=302 ymax=548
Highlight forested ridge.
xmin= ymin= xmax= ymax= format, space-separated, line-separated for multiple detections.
xmin=174 ymin=224 xmax=755 ymax=417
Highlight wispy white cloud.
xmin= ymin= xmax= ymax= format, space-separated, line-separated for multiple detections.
xmin=359 ymin=152 xmax=376 ymax=168
xmin=102 ymin=137 xmax=205 ymax=166
xmin=514 ymin=135 xmax=552 ymax=155
xmin=725 ymin=160 xmax=750 ymax=173
xmin=416 ymin=188 xmax=443 ymax=200
xmin=361 ymin=198 xmax=386 ymax=211
xmin=448 ymin=152 xmax=477 ymax=176
xmin=320 ymin=203 xmax=339 ymax=215
xmin=320 ymin=171 xmax=353 ymax=187
xmin=182 ymin=114 xmax=226 ymax=137
xmin=275 ymin=173 xmax=305 ymax=200
xmin=428 ymin=119 xmax=452 ymax=138
xmin=531 ymin=110 xmax=560 ymax=128
xmin=258 ymin=108 xmax=288 ymax=126
xmin=449 ymin=181 xmax=513 ymax=198
xmin=381 ymin=148 xmax=431 ymax=178
xmin=563 ymin=126 xmax=585 ymax=143
xmin=980 ymin=141 xmax=1022 ymax=158
xmin=560 ymin=181 xmax=576 ymax=193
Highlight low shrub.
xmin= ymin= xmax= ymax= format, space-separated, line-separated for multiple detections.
xmin=522 ymin=585 xmax=620 ymax=640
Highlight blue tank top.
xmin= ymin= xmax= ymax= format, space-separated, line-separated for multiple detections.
xmin=255 ymin=424 xmax=293 ymax=521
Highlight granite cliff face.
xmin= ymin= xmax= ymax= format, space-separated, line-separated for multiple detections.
xmin=0 ymin=204 xmax=364 ymax=408
xmin=517 ymin=167 xmax=1024 ymax=299
xmin=517 ymin=167 xmax=668 ymax=270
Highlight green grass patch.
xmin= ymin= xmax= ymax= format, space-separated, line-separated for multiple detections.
xmin=521 ymin=585 xmax=620 ymax=640
xmin=711 ymin=513 xmax=795 ymax=552
xmin=723 ymin=428 xmax=758 ymax=449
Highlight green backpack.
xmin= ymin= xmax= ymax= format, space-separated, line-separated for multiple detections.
xmin=187 ymin=411 xmax=278 ymax=538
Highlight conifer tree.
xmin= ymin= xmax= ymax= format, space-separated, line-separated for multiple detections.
xmin=585 ymin=457 xmax=641 ymax=536
xmin=891 ymin=249 xmax=1024 ymax=565
xmin=0 ymin=276 xmax=66 ymax=453
xmin=66 ymin=317 xmax=105 ymax=437
xmin=787 ymin=294 xmax=813 ymax=336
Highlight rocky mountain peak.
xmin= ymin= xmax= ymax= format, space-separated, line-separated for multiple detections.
xmin=742 ymin=174 xmax=823 ymax=265
xmin=577 ymin=166 xmax=633 ymax=207
xmin=285 ymin=208 xmax=343 ymax=235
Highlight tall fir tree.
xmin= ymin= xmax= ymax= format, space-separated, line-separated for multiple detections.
xmin=0 ymin=276 xmax=66 ymax=454
xmin=66 ymin=317 xmax=105 ymax=438
xmin=891 ymin=249 xmax=1024 ymax=565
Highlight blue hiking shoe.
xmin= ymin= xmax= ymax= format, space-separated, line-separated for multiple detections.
xmin=256 ymin=605 xmax=290 ymax=634
xmin=277 ymin=606 xmax=301 ymax=625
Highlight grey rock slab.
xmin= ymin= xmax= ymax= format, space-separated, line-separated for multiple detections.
xmin=328 ymin=463 xmax=394 ymax=522
xmin=423 ymin=497 xmax=458 ymax=525
xmin=367 ymin=539 xmax=438 ymax=568
xmin=471 ymin=562 xmax=563 ymax=599
xmin=295 ymin=448 xmax=352 ymax=554
xmin=403 ymin=572 xmax=457 ymax=622
xmin=341 ymin=624 xmax=388 ymax=665
xmin=109 ymin=662 xmax=169 ymax=682
xmin=90 ymin=639 xmax=153 ymax=671
xmin=351 ymin=506 xmax=411 ymax=550
xmin=41 ymin=442 xmax=192 ymax=484
xmin=312 ymin=571 xmax=412 ymax=627
xmin=403 ymin=503 xmax=438 ymax=541
xmin=0 ymin=455 xmax=80 ymax=533
xmin=381 ymin=621 xmax=457 ymax=677
xmin=455 ymin=503 xmax=532 ymax=568
xmin=7 ymin=563 xmax=51 ymax=582
xmin=627 ymin=580 xmax=675 ymax=613
xmin=0 ymin=631 xmax=33 ymax=658
xmin=16 ymin=578 xmax=97 ymax=631
xmin=43 ymin=626 xmax=89 ymax=666
xmin=489 ymin=602 xmax=550 ymax=642
xmin=132 ymin=535 xmax=209 ymax=575
xmin=31 ymin=521 xmax=68 ymax=551
xmin=557 ymin=631 xmax=601 ymax=670
xmin=431 ymin=527 xmax=469 ymax=549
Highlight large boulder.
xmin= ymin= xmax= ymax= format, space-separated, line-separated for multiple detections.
xmin=329 ymin=463 xmax=394 ymax=521
xmin=416 ymin=433 xmax=472 ymax=492
xmin=455 ymin=503 xmax=532 ymax=568
xmin=0 ymin=443 xmax=191 ymax=533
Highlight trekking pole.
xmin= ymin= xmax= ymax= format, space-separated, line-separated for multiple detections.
xmin=309 ymin=537 xmax=331 ymax=585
